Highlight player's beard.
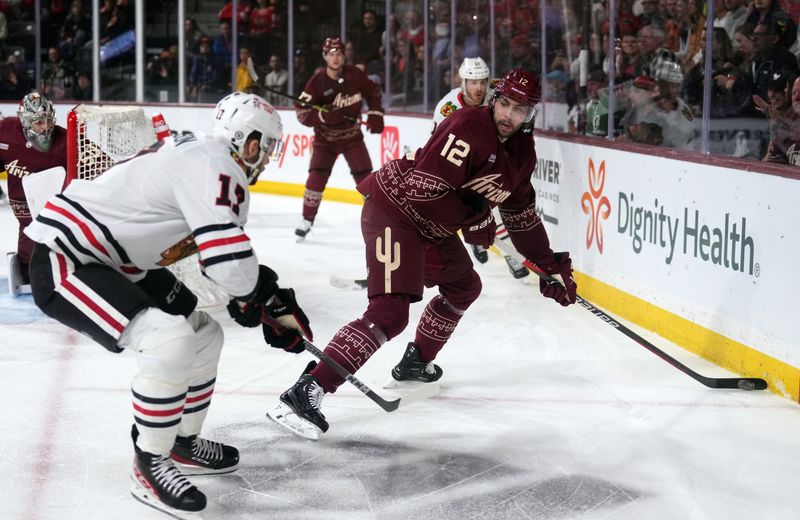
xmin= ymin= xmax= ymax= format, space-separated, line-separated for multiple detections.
xmin=494 ymin=116 xmax=519 ymax=139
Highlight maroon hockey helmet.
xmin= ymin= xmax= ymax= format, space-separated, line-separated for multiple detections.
xmin=322 ymin=37 xmax=344 ymax=55
xmin=490 ymin=68 xmax=541 ymax=123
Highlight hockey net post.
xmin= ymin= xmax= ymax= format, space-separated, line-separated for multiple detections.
xmin=65 ymin=105 xmax=230 ymax=309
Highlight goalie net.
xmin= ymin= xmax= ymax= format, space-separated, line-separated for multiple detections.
xmin=66 ymin=105 xmax=230 ymax=309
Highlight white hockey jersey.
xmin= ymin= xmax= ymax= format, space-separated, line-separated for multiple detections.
xmin=24 ymin=135 xmax=260 ymax=299
xmin=431 ymin=88 xmax=468 ymax=133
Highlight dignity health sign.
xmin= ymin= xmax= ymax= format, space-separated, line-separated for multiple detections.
xmin=533 ymin=136 xmax=798 ymax=368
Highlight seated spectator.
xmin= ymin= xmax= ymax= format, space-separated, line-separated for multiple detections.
xmin=73 ymin=71 xmax=92 ymax=100
xmin=146 ymin=49 xmax=177 ymax=87
xmin=637 ymin=25 xmax=678 ymax=78
xmin=0 ymin=54 xmax=26 ymax=100
xmin=763 ymin=75 xmax=800 ymax=164
xmin=711 ymin=27 xmax=753 ymax=117
xmin=617 ymin=32 xmax=644 ymax=82
xmin=189 ymin=36 xmax=225 ymax=102
xmin=41 ymin=46 xmax=74 ymax=100
xmin=750 ymin=20 xmax=799 ymax=105
xmin=746 ymin=0 xmax=796 ymax=50
xmin=292 ymin=48 xmax=311 ymax=91
xmin=264 ymin=54 xmax=287 ymax=106
xmin=753 ymin=70 xmax=792 ymax=135
xmin=236 ymin=47 xmax=254 ymax=92
xmin=715 ymin=0 xmax=749 ymax=42
xmin=185 ymin=17 xmax=206 ymax=61
xmin=350 ymin=9 xmax=382 ymax=70
xmin=60 ymin=0 xmax=90 ymax=58
xmin=218 ymin=0 xmax=251 ymax=33
xmin=213 ymin=21 xmax=233 ymax=66
xmin=622 ymin=61 xmax=697 ymax=150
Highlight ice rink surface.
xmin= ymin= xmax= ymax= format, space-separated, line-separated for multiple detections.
xmin=1 ymin=186 xmax=799 ymax=520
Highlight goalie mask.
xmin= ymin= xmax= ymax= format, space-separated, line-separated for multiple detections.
xmin=18 ymin=92 xmax=56 ymax=152
xmin=212 ymin=92 xmax=284 ymax=184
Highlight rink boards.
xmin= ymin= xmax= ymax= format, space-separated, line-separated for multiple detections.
xmin=1 ymin=101 xmax=798 ymax=402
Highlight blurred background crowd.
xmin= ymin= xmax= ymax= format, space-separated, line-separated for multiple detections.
xmin=1 ymin=0 xmax=799 ymax=164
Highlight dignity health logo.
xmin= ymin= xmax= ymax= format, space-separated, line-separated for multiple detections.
xmin=581 ymin=158 xmax=611 ymax=253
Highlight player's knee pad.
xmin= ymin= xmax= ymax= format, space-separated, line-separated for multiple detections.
xmin=186 ymin=310 xmax=224 ymax=379
xmin=441 ymin=269 xmax=482 ymax=310
xmin=363 ymin=293 xmax=411 ymax=341
xmin=123 ymin=308 xmax=196 ymax=384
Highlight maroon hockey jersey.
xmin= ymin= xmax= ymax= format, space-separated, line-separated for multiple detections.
xmin=0 ymin=117 xmax=68 ymax=263
xmin=357 ymin=106 xmax=558 ymax=269
xmin=296 ymin=64 xmax=382 ymax=145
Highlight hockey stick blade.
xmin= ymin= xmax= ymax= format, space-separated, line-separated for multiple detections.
xmin=329 ymin=276 xmax=368 ymax=290
xmin=522 ymin=258 xmax=768 ymax=391
xmin=300 ymin=340 xmax=439 ymax=411
xmin=262 ymin=314 xmax=438 ymax=411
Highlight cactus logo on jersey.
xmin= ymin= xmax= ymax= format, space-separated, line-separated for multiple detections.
xmin=581 ymin=158 xmax=611 ymax=253
xmin=381 ymin=126 xmax=400 ymax=164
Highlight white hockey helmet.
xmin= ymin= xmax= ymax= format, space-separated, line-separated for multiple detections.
xmin=18 ymin=91 xmax=56 ymax=151
xmin=212 ymin=92 xmax=284 ymax=183
xmin=458 ymin=57 xmax=490 ymax=87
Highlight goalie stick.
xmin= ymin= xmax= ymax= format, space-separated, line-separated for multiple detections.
xmin=262 ymin=315 xmax=440 ymax=411
xmin=491 ymin=240 xmax=768 ymax=391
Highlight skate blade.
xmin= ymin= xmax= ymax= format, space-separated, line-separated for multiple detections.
xmin=172 ymin=458 xmax=239 ymax=476
xmin=383 ymin=378 xmax=433 ymax=390
xmin=267 ymin=402 xmax=322 ymax=441
xmin=130 ymin=479 xmax=204 ymax=519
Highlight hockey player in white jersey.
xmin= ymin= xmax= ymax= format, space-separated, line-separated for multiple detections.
xmin=23 ymin=92 xmax=312 ymax=517
xmin=433 ymin=57 xmax=528 ymax=279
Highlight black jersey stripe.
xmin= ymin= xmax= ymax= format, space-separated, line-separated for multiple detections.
xmin=36 ymin=215 xmax=103 ymax=264
xmin=193 ymin=222 xmax=239 ymax=237
xmin=188 ymin=378 xmax=216 ymax=392
xmin=56 ymin=194 xmax=133 ymax=264
xmin=132 ymin=388 xmax=187 ymax=404
xmin=134 ymin=417 xmax=182 ymax=429
xmin=53 ymin=237 xmax=83 ymax=267
xmin=183 ymin=401 xmax=211 ymax=415
xmin=201 ymin=249 xmax=254 ymax=267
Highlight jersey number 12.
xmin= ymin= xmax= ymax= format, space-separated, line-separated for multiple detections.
xmin=440 ymin=133 xmax=470 ymax=167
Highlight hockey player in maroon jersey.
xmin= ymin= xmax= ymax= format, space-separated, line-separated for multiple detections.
xmin=0 ymin=92 xmax=68 ymax=295
xmin=293 ymin=36 xmax=384 ymax=240
xmin=268 ymin=68 xmax=577 ymax=440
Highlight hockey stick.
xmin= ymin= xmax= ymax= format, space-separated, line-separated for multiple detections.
xmin=491 ymin=240 xmax=767 ymax=391
xmin=330 ymin=275 xmax=368 ymax=290
xmin=246 ymin=57 xmax=365 ymax=127
xmin=262 ymin=314 xmax=440 ymax=411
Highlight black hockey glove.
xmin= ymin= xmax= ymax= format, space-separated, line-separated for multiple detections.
xmin=539 ymin=252 xmax=577 ymax=307
xmin=262 ymin=288 xmax=313 ymax=354
xmin=227 ymin=265 xmax=279 ymax=327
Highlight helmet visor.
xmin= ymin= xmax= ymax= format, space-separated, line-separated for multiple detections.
xmin=496 ymin=95 xmax=538 ymax=124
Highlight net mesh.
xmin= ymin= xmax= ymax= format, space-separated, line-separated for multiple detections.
xmin=70 ymin=105 xmax=230 ymax=309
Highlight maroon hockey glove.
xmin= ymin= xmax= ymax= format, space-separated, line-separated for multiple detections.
xmin=227 ymin=265 xmax=279 ymax=327
xmin=539 ymin=252 xmax=577 ymax=306
xmin=319 ymin=105 xmax=345 ymax=125
xmin=461 ymin=212 xmax=496 ymax=248
xmin=262 ymin=288 xmax=313 ymax=353
xmin=366 ymin=111 xmax=384 ymax=134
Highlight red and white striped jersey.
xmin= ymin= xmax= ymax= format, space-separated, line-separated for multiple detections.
xmin=24 ymin=135 xmax=260 ymax=299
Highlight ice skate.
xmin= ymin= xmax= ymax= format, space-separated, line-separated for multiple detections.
xmin=268 ymin=361 xmax=328 ymax=440
xmin=471 ymin=244 xmax=488 ymax=264
xmin=130 ymin=427 xmax=206 ymax=517
xmin=7 ymin=253 xmax=32 ymax=296
xmin=294 ymin=219 xmax=313 ymax=241
xmin=390 ymin=342 xmax=443 ymax=384
xmin=504 ymin=255 xmax=529 ymax=279
xmin=171 ymin=434 xmax=239 ymax=475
